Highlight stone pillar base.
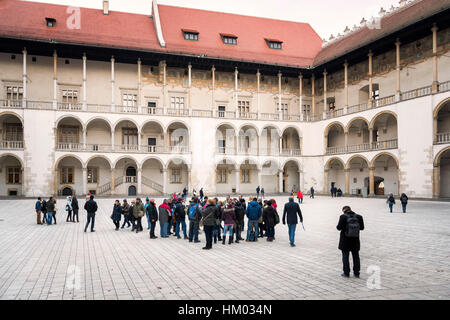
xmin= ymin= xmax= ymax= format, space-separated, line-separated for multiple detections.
xmin=432 ymin=81 xmax=439 ymax=93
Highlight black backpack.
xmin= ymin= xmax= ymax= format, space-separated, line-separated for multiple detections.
xmin=345 ymin=213 xmax=360 ymax=238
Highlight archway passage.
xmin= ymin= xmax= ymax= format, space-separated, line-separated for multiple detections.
xmin=142 ymin=158 xmax=164 ymax=194
xmin=326 ymin=123 xmax=345 ymax=154
xmin=347 ymin=156 xmax=369 ymax=196
xmin=56 ymin=116 xmax=83 ymax=151
xmin=283 ymin=160 xmax=299 ymax=193
xmin=260 ymin=126 xmax=280 ymax=156
xmin=128 ymin=185 xmax=137 ymax=196
xmin=0 ymin=113 xmax=23 ymax=150
xmin=216 ymin=159 xmax=237 ymax=195
xmin=216 ymin=124 xmax=236 ymax=155
xmin=371 ymin=112 xmax=398 ymax=150
xmin=86 ymin=118 xmax=112 ymax=152
xmin=0 ymin=155 xmax=23 ymax=196
xmin=62 ymin=187 xmax=73 ymax=196
xmin=326 ymin=158 xmax=345 ymax=195
xmin=435 ymin=100 xmax=450 ymax=144
xmin=436 ymin=148 xmax=450 ymax=198
xmin=56 ymin=156 xmax=83 ymax=196
xmin=371 ymin=153 xmax=399 ymax=196
xmin=261 ymin=160 xmax=279 ymax=193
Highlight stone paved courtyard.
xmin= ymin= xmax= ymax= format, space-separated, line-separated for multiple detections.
xmin=0 ymin=195 xmax=449 ymax=300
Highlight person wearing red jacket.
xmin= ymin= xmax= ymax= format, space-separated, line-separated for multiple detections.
xmin=297 ymin=190 xmax=304 ymax=204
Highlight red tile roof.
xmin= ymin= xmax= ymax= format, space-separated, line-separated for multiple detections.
xmin=0 ymin=0 xmax=161 ymax=53
xmin=313 ymin=0 xmax=450 ymax=66
xmin=157 ymin=4 xmax=322 ymax=68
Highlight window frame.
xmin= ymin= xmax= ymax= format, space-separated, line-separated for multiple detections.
xmin=6 ymin=167 xmax=21 ymax=184
xmin=217 ymin=168 xmax=228 ymax=184
xmin=87 ymin=167 xmax=99 ymax=184
xmin=183 ymin=31 xmax=199 ymax=41
xmin=60 ymin=166 xmax=75 ymax=184
xmin=171 ymin=167 xmax=182 ymax=184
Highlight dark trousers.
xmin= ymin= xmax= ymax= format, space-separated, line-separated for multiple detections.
xmin=266 ymin=226 xmax=275 ymax=239
xmin=258 ymin=222 xmax=265 ymax=237
xmin=73 ymin=209 xmax=79 ymax=222
xmin=342 ymin=250 xmax=360 ymax=276
xmin=189 ymin=221 xmax=199 ymax=242
xmin=52 ymin=212 xmax=57 ymax=224
xmin=66 ymin=210 xmax=72 ymax=222
xmin=121 ymin=215 xmax=131 ymax=228
xmin=150 ymin=221 xmax=156 ymax=237
xmin=401 ymin=203 xmax=407 ymax=213
xmin=42 ymin=212 xmax=47 ymax=223
xmin=113 ymin=220 xmax=120 ymax=229
xmin=204 ymin=225 xmax=214 ymax=248
xmin=135 ymin=217 xmax=143 ymax=231
xmin=234 ymin=223 xmax=242 ymax=241
xmin=85 ymin=212 xmax=95 ymax=231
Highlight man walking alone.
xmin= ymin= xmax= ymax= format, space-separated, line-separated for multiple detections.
xmin=84 ymin=195 xmax=98 ymax=233
xmin=282 ymin=197 xmax=303 ymax=247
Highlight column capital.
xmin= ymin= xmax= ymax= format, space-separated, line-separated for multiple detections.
xmin=53 ymin=50 xmax=57 ymax=57
xmin=211 ymin=65 xmax=215 ymax=71
xmin=22 ymin=48 xmax=27 ymax=54
xmin=431 ymin=23 xmax=438 ymax=33
xmin=234 ymin=67 xmax=238 ymax=74
xmin=343 ymin=60 xmax=348 ymax=67
xmin=344 ymin=168 xmax=351 ymax=173
xmin=323 ymin=70 xmax=327 ymax=76
xmin=111 ymin=55 xmax=115 ymax=62
xmin=278 ymin=71 xmax=282 ymax=77
xmin=298 ymin=73 xmax=303 ymax=79
xmin=368 ymin=50 xmax=373 ymax=57
xmin=395 ymin=38 xmax=401 ymax=46
xmin=369 ymin=166 xmax=375 ymax=171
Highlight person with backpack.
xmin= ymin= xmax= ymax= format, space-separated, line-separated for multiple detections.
xmin=400 ymin=193 xmax=408 ymax=213
xmin=387 ymin=193 xmax=396 ymax=213
xmin=148 ymin=199 xmax=158 ymax=239
xmin=65 ymin=196 xmax=73 ymax=222
xmin=245 ymin=198 xmax=262 ymax=242
xmin=336 ymin=206 xmax=365 ymax=278
xmin=297 ymin=190 xmax=303 ymax=204
xmin=263 ymin=200 xmax=278 ymax=241
xmin=84 ymin=195 xmax=98 ymax=232
xmin=222 ymin=202 xmax=236 ymax=245
xmin=199 ymin=198 xmax=217 ymax=250
xmin=111 ymin=200 xmax=122 ymax=231
xmin=188 ymin=197 xmax=201 ymax=243
xmin=158 ymin=200 xmax=171 ymax=238
xmin=282 ymin=197 xmax=303 ymax=247
xmin=46 ymin=197 xmax=56 ymax=225
xmin=35 ymin=197 xmax=42 ymax=225
xmin=72 ymin=196 xmax=79 ymax=223
xmin=175 ymin=199 xmax=188 ymax=239
xmin=121 ymin=199 xmax=131 ymax=228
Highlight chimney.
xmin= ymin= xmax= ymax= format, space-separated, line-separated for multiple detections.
xmin=103 ymin=0 xmax=109 ymax=15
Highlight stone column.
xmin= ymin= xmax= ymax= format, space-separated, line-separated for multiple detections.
xmin=211 ymin=66 xmax=216 ymax=116
xmin=257 ymin=70 xmax=261 ymax=119
xmin=298 ymin=170 xmax=303 ymax=192
xmin=188 ymin=63 xmax=192 ymax=111
xmin=344 ymin=131 xmax=348 ymax=151
xmin=324 ymin=135 xmax=328 ymax=154
xmin=137 ymin=58 xmax=142 ymax=112
xmin=433 ymin=118 xmax=438 ymax=144
xmin=234 ymin=134 xmax=238 ymax=155
xmin=369 ymin=127 xmax=374 ymax=148
xmin=369 ymin=167 xmax=375 ymax=196
xmin=395 ymin=39 xmax=401 ymax=101
xmin=368 ymin=51 xmax=373 ymax=108
xmin=278 ymin=170 xmax=283 ymax=193
xmin=324 ymin=169 xmax=329 ymax=194
xmin=433 ymin=165 xmax=440 ymax=198
xmin=311 ymin=74 xmax=315 ymax=117
xmin=162 ymin=60 xmax=167 ymax=112
xmin=235 ymin=169 xmax=240 ymax=194
xmin=54 ymin=168 xmax=58 ymax=196
xmin=111 ymin=56 xmax=115 ymax=111
xmin=111 ymin=129 xmax=115 ymax=151
xmin=279 ymin=136 xmax=282 ymax=156
xmin=53 ymin=51 xmax=57 ymax=110
xmin=345 ymin=169 xmax=350 ymax=195
xmin=323 ymin=70 xmax=327 ymax=119
xmin=82 ymin=128 xmax=87 ymax=150
xmin=137 ymin=167 xmax=142 ymax=195
xmin=344 ymin=61 xmax=348 ymax=113
xmin=234 ymin=67 xmax=239 ymax=118
xmin=278 ymin=71 xmax=282 ymax=120
xmin=83 ymin=167 xmax=87 ymax=196
xmin=82 ymin=54 xmax=87 ymax=111
xmin=432 ymin=24 xmax=439 ymax=93
xmin=299 ymin=73 xmax=303 ymax=121
xmin=162 ymin=169 xmax=167 ymax=195
xmin=187 ymin=168 xmax=191 ymax=194
xmin=110 ymin=169 xmax=115 ymax=194
xmin=22 ymin=49 xmax=27 ymax=106
xmin=137 ymin=129 xmax=142 ymax=152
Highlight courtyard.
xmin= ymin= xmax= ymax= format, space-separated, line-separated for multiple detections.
xmin=0 ymin=195 xmax=449 ymax=300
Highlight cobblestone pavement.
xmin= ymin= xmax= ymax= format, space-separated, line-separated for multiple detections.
xmin=0 ymin=196 xmax=449 ymax=300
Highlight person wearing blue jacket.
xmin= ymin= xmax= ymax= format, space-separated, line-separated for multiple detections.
xmin=245 ymin=198 xmax=262 ymax=242
xmin=35 ymin=197 xmax=42 ymax=225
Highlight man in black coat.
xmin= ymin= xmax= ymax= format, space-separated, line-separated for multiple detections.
xmin=336 ymin=206 xmax=365 ymax=278
xmin=148 ymin=199 xmax=158 ymax=239
xmin=282 ymin=197 xmax=303 ymax=247
xmin=84 ymin=195 xmax=98 ymax=232
xmin=72 ymin=196 xmax=79 ymax=222
xmin=174 ymin=199 xmax=188 ymax=239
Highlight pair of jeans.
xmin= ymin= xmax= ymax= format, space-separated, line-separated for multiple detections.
xmin=160 ymin=221 xmax=169 ymax=237
xmin=176 ymin=221 xmax=187 ymax=238
xmin=66 ymin=210 xmax=72 ymax=222
xmin=113 ymin=220 xmax=120 ymax=229
xmin=42 ymin=212 xmax=47 ymax=223
xmin=298 ymin=198 xmax=303 ymax=204
xmin=204 ymin=225 xmax=214 ymax=248
xmin=234 ymin=223 xmax=241 ymax=241
xmin=342 ymin=250 xmax=360 ymax=276
xmin=150 ymin=220 xmax=156 ymax=237
xmin=85 ymin=212 xmax=95 ymax=231
xmin=73 ymin=209 xmax=79 ymax=222
xmin=266 ymin=226 xmax=275 ymax=239
xmin=401 ymin=203 xmax=407 ymax=213
xmin=389 ymin=203 xmax=393 ymax=213
xmin=223 ymin=225 xmax=233 ymax=237
xmin=288 ymin=224 xmax=297 ymax=245
xmin=136 ymin=217 xmax=143 ymax=231
xmin=247 ymin=220 xmax=259 ymax=240
xmin=146 ymin=215 xmax=152 ymax=229
xmin=46 ymin=212 xmax=53 ymax=225
xmin=121 ymin=215 xmax=131 ymax=228
xmin=189 ymin=221 xmax=199 ymax=242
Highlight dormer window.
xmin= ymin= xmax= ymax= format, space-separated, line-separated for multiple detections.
xmin=265 ymin=38 xmax=283 ymax=50
xmin=182 ymin=29 xmax=199 ymax=41
xmin=45 ymin=17 xmax=56 ymax=28
xmin=220 ymin=34 xmax=237 ymax=45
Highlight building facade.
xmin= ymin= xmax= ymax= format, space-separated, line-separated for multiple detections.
xmin=0 ymin=0 xmax=449 ymax=198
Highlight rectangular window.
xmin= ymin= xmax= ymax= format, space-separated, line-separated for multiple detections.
xmin=122 ymin=128 xmax=138 ymax=145
xmin=278 ymin=103 xmax=288 ymax=116
xmin=218 ymin=139 xmax=225 ymax=153
xmin=62 ymin=89 xmax=78 ymax=103
xmin=6 ymin=86 xmax=23 ymax=102
xmin=122 ymin=93 xmax=137 ymax=112
xmin=302 ymin=104 xmax=311 ymax=115
xmin=59 ymin=126 xmax=79 ymax=144
xmin=171 ymin=168 xmax=181 ymax=183
xmin=60 ymin=167 xmax=74 ymax=184
xmin=241 ymin=169 xmax=250 ymax=183
xmin=170 ymin=97 xmax=185 ymax=110
xmin=4 ymin=124 xmax=23 ymax=141
xmin=267 ymin=41 xmax=282 ymax=50
xmin=372 ymin=89 xmax=380 ymax=100
xmin=223 ymin=36 xmax=237 ymax=45
xmin=87 ymin=167 xmax=98 ymax=184
xmin=7 ymin=167 xmax=20 ymax=184
xmin=238 ymin=100 xmax=250 ymax=118
xmin=218 ymin=106 xmax=226 ymax=118
xmin=217 ymin=168 xmax=227 ymax=184
xmin=183 ymin=32 xmax=199 ymax=41
xmin=147 ymin=102 xmax=157 ymax=114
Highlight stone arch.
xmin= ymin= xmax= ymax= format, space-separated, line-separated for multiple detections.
xmin=433 ymin=97 xmax=450 ymax=119
xmin=166 ymin=157 xmax=190 ymax=170
xmin=345 ymin=154 xmax=370 ymax=170
xmin=166 ymin=119 xmax=190 ymax=134
xmin=260 ymin=124 xmax=282 ymax=138
xmin=141 ymin=119 xmax=165 ymax=134
xmin=345 ymin=116 xmax=370 ymax=133
xmin=141 ymin=155 xmax=165 ymax=169
xmin=112 ymin=155 xmax=139 ymax=169
xmin=55 ymin=114 xmax=85 ymax=130
xmin=0 ymin=153 xmax=24 ymax=168
xmin=434 ymin=146 xmax=450 ymax=167
xmin=85 ymin=116 xmax=113 ymax=130
xmin=0 ymin=111 xmax=24 ymax=126
xmin=281 ymin=158 xmax=301 ymax=171
xmin=113 ymin=118 xmax=140 ymax=132
xmin=325 ymin=157 xmax=345 ymax=170
xmin=324 ymin=121 xmax=345 ymax=136
xmin=370 ymin=152 xmax=399 ymax=168
xmin=238 ymin=123 xmax=259 ymax=136
xmin=282 ymin=125 xmax=302 ymax=138
xmin=215 ymin=122 xmax=238 ymax=135
xmin=85 ymin=155 xmax=112 ymax=168
xmin=55 ymin=154 xmax=85 ymax=169
xmin=216 ymin=157 xmax=238 ymax=169
xmin=369 ymin=110 xmax=398 ymax=130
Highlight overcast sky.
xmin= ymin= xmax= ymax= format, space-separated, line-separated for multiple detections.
xmin=24 ymin=0 xmax=401 ymax=39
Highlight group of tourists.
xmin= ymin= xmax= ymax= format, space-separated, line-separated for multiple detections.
xmin=34 ymin=196 xmax=80 ymax=225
